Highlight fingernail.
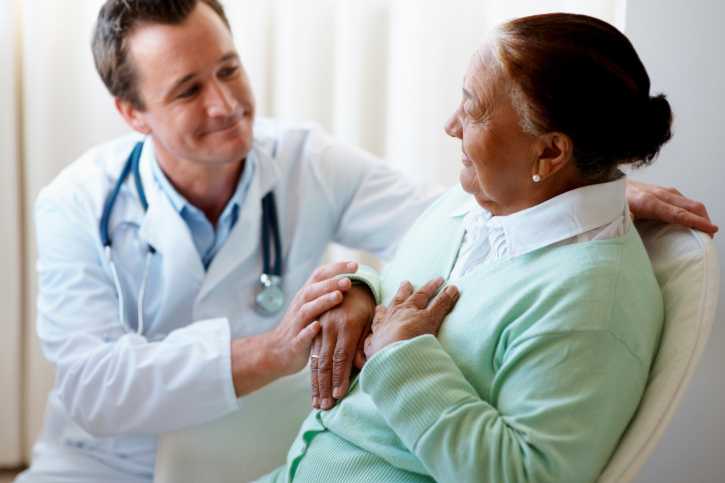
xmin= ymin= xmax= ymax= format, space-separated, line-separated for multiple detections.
xmin=347 ymin=262 xmax=357 ymax=270
xmin=322 ymin=398 xmax=332 ymax=409
xmin=446 ymin=285 xmax=459 ymax=297
xmin=338 ymin=278 xmax=351 ymax=289
xmin=312 ymin=397 xmax=319 ymax=407
xmin=333 ymin=387 xmax=342 ymax=398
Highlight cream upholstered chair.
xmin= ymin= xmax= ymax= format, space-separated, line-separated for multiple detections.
xmin=154 ymin=368 xmax=312 ymax=483
xmin=599 ymin=221 xmax=720 ymax=483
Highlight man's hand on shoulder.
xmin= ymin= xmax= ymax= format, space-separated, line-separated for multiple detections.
xmin=626 ymin=179 xmax=718 ymax=236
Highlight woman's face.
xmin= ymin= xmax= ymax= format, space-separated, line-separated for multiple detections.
xmin=445 ymin=46 xmax=541 ymax=216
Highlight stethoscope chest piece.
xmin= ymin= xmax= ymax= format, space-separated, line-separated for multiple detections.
xmin=255 ymin=191 xmax=284 ymax=316
xmin=255 ymin=273 xmax=284 ymax=315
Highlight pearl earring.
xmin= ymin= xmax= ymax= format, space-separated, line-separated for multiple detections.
xmin=532 ymin=174 xmax=542 ymax=183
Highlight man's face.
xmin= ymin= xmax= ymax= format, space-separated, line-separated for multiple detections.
xmin=123 ymin=2 xmax=255 ymax=166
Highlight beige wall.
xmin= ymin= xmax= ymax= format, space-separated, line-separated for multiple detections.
xmin=625 ymin=1 xmax=725 ymax=482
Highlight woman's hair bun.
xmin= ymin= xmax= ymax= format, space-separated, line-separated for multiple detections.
xmin=635 ymin=93 xmax=673 ymax=164
xmin=497 ymin=14 xmax=675 ymax=178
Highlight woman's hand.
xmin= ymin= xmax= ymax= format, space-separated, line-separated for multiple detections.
xmin=364 ymin=277 xmax=460 ymax=360
xmin=626 ymin=180 xmax=718 ymax=236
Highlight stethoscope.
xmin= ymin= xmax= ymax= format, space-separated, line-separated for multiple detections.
xmin=99 ymin=142 xmax=285 ymax=335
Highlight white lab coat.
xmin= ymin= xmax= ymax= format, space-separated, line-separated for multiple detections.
xmin=18 ymin=119 xmax=438 ymax=482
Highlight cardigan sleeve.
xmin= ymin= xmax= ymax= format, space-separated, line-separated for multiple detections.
xmin=335 ymin=264 xmax=383 ymax=305
xmin=360 ymin=332 xmax=648 ymax=483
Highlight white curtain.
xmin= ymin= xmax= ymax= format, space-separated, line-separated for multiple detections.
xmin=0 ymin=0 xmax=24 ymax=468
xmin=9 ymin=0 xmax=621 ymax=464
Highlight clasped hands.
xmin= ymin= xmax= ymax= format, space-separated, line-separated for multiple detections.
xmin=309 ymin=276 xmax=460 ymax=410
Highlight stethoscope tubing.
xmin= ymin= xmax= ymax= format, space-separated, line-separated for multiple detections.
xmin=261 ymin=191 xmax=282 ymax=277
xmin=99 ymin=141 xmax=283 ymax=335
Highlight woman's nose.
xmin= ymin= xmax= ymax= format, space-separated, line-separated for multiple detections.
xmin=445 ymin=108 xmax=463 ymax=138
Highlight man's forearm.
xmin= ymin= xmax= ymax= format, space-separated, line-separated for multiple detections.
xmin=230 ymin=333 xmax=281 ymax=398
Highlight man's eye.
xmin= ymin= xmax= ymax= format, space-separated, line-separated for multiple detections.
xmin=219 ymin=66 xmax=239 ymax=78
xmin=178 ymin=85 xmax=200 ymax=99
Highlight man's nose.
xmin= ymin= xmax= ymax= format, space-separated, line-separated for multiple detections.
xmin=445 ymin=108 xmax=463 ymax=138
xmin=206 ymin=81 xmax=237 ymax=117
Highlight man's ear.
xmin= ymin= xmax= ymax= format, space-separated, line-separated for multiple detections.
xmin=115 ymin=98 xmax=151 ymax=135
xmin=531 ymin=132 xmax=573 ymax=180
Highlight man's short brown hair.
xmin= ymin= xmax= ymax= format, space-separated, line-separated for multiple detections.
xmin=92 ymin=0 xmax=231 ymax=110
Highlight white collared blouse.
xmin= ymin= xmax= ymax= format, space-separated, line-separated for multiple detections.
xmin=449 ymin=177 xmax=628 ymax=280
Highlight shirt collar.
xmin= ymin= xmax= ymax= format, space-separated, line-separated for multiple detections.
xmin=449 ymin=176 xmax=627 ymax=258
xmin=147 ymin=144 xmax=186 ymax=213
xmin=146 ymin=138 xmax=257 ymax=219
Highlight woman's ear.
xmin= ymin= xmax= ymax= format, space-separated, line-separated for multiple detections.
xmin=114 ymin=98 xmax=151 ymax=135
xmin=532 ymin=132 xmax=573 ymax=180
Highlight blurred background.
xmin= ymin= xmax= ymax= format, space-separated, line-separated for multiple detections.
xmin=0 ymin=1 xmax=722 ymax=482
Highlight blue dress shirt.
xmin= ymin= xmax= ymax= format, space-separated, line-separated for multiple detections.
xmin=150 ymin=152 xmax=256 ymax=270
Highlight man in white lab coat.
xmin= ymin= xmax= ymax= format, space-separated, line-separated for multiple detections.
xmin=16 ymin=1 xmax=718 ymax=482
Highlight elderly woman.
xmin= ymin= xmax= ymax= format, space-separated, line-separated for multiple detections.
xmin=258 ymin=13 xmax=672 ymax=482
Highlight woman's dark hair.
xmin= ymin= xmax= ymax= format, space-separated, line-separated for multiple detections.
xmin=92 ymin=0 xmax=231 ymax=110
xmin=495 ymin=13 xmax=672 ymax=179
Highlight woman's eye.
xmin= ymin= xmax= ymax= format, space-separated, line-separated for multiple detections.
xmin=463 ymin=103 xmax=479 ymax=119
xmin=464 ymin=100 xmax=487 ymax=122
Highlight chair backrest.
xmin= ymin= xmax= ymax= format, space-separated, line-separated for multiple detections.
xmin=598 ymin=221 xmax=720 ymax=483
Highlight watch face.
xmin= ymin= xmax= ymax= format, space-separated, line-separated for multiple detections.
xmin=256 ymin=285 xmax=285 ymax=315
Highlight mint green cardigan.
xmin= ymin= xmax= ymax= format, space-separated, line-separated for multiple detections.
xmin=259 ymin=185 xmax=663 ymax=483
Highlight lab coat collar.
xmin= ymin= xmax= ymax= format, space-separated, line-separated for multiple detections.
xmin=137 ymin=137 xmax=206 ymax=285
xmin=198 ymin=138 xmax=282 ymax=300
xmin=135 ymin=136 xmax=282 ymax=300
xmin=249 ymin=134 xmax=282 ymax=196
